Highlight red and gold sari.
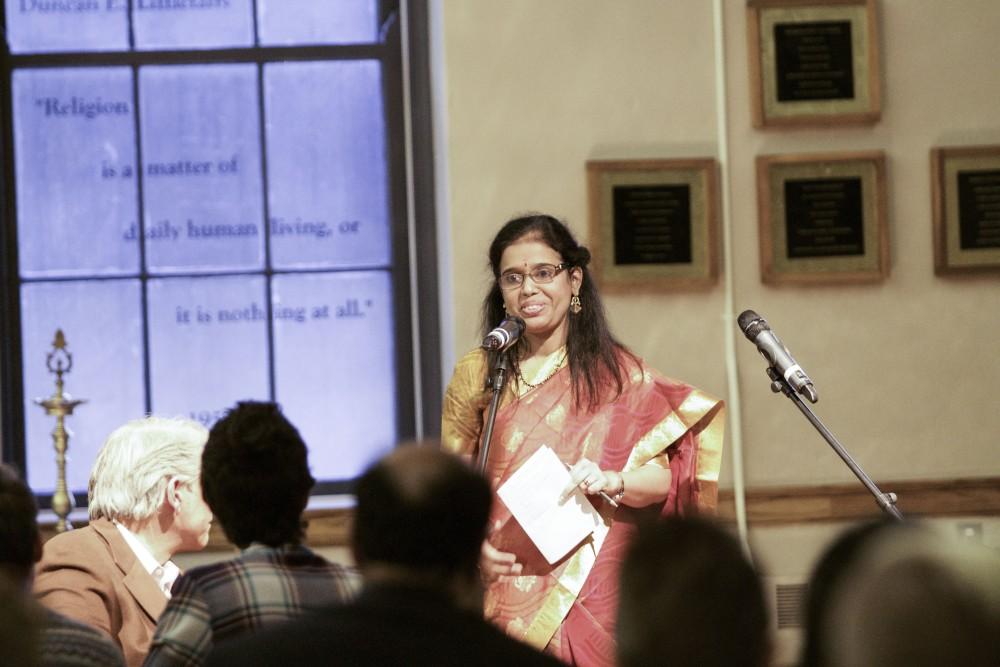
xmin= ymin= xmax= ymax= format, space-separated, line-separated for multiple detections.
xmin=442 ymin=348 xmax=725 ymax=667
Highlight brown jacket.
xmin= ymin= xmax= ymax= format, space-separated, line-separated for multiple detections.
xmin=34 ymin=518 xmax=168 ymax=667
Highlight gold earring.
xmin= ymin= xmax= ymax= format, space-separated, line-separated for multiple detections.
xmin=570 ymin=295 xmax=582 ymax=314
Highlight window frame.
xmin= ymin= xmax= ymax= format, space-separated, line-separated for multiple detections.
xmin=0 ymin=0 xmax=441 ymax=510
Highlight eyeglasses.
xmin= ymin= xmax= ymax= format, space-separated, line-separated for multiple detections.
xmin=498 ymin=263 xmax=569 ymax=290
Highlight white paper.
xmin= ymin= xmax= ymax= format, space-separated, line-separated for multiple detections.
xmin=496 ymin=444 xmax=604 ymax=564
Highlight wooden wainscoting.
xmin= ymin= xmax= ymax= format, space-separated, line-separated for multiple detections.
xmin=40 ymin=477 xmax=1000 ymax=549
xmin=716 ymin=477 xmax=1000 ymax=525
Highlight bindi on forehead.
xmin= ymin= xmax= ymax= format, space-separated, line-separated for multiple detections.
xmin=500 ymin=242 xmax=562 ymax=272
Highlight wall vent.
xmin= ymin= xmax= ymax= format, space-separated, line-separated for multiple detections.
xmin=774 ymin=582 xmax=808 ymax=629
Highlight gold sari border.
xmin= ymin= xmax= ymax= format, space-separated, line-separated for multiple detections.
xmin=695 ymin=403 xmax=726 ymax=484
xmin=523 ymin=576 xmax=576 ymax=649
xmin=522 ymin=515 xmax=611 ymax=650
xmin=625 ymin=389 xmax=724 ymax=473
xmin=694 ymin=403 xmax=726 ymax=514
xmin=625 ymin=412 xmax=689 ymax=471
xmin=676 ymin=390 xmax=721 ymax=430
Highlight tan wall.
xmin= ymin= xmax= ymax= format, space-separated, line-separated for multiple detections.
xmin=437 ymin=6 xmax=1000 ymax=657
xmin=438 ymin=0 xmax=1000 ymax=491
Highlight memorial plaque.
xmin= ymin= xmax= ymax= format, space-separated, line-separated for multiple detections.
xmin=747 ymin=0 xmax=880 ymax=127
xmin=756 ymin=151 xmax=887 ymax=284
xmin=774 ymin=21 xmax=855 ymax=102
xmin=931 ymin=145 xmax=1000 ymax=274
xmin=612 ymin=184 xmax=692 ymax=265
xmin=783 ymin=177 xmax=864 ymax=258
xmin=956 ymin=170 xmax=1000 ymax=250
xmin=587 ymin=159 xmax=718 ymax=290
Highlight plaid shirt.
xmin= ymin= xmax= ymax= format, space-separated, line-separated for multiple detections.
xmin=144 ymin=543 xmax=358 ymax=667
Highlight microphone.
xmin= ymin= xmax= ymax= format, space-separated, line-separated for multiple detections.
xmin=737 ymin=310 xmax=818 ymax=403
xmin=482 ymin=316 xmax=526 ymax=351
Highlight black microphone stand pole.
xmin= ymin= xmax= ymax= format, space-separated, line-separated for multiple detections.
xmin=476 ymin=351 xmax=511 ymax=474
xmin=764 ymin=367 xmax=904 ymax=521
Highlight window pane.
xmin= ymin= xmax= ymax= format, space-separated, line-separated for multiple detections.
xmin=265 ymin=61 xmax=389 ymax=270
xmin=133 ymin=0 xmax=254 ymax=51
xmin=272 ymin=271 xmax=395 ymax=481
xmin=139 ymin=64 xmax=264 ymax=273
xmin=21 ymin=280 xmax=144 ymax=496
xmin=257 ymin=0 xmax=378 ymax=46
xmin=147 ymin=276 xmax=269 ymax=426
xmin=3 ymin=0 xmax=129 ymax=54
xmin=13 ymin=67 xmax=139 ymax=278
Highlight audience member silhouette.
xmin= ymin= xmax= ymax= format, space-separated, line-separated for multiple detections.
xmin=0 ymin=573 xmax=40 ymax=667
xmin=206 ymin=444 xmax=562 ymax=666
xmin=819 ymin=520 xmax=1000 ymax=667
xmin=799 ymin=518 xmax=904 ymax=667
xmin=0 ymin=463 xmax=125 ymax=666
xmin=617 ymin=516 xmax=770 ymax=667
xmin=145 ymin=401 xmax=357 ymax=666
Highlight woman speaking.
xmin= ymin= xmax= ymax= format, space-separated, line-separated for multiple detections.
xmin=442 ymin=213 xmax=725 ymax=666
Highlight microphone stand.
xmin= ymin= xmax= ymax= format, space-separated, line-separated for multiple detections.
xmin=764 ymin=367 xmax=904 ymax=520
xmin=476 ymin=351 xmax=511 ymax=474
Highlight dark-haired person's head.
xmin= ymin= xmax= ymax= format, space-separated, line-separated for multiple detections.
xmin=800 ymin=518 xmax=906 ymax=667
xmin=0 ymin=573 xmax=41 ymax=667
xmin=0 ymin=465 xmax=44 ymax=666
xmin=352 ymin=445 xmax=491 ymax=582
xmin=0 ymin=464 xmax=42 ymax=585
xmin=822 ymin=522 xmax=1000 ymax=667
xmin=617 ymin=516 xmax=770 ymax=667
xmin=201 ymin=401 xmax=315 ymax=548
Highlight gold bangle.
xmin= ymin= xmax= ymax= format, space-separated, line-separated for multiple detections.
xmin=613 ymin=472 xmax=625 ymax=503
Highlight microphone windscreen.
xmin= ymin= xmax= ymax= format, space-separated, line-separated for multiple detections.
xmin=737 ymin=310 xmax=769 ymax=340
xmin=737 ymin=309 xmax=759 ymax=332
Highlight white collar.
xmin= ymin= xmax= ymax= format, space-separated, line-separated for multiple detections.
xmin=113 ymin=521 xmax=181 ymax=597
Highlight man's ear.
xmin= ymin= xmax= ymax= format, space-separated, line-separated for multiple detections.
xmin=165 ymin=477 xmax=183 ymax=512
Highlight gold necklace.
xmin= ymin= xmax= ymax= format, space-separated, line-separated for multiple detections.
xmin=516 ymin=352 xmax=568 ymax=390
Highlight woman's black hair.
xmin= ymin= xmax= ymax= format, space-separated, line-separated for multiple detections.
xmin=482 ymin=213 xmax=638 ymax=412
